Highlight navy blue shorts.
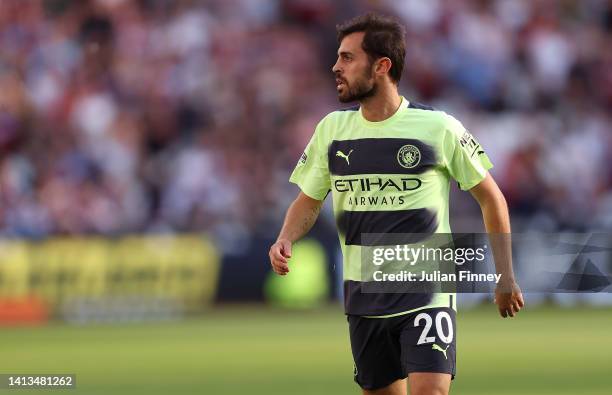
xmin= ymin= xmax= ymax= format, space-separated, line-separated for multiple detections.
xmin=348 ymin=307 xmax=456 ymax=390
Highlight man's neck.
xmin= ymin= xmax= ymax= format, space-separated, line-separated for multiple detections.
xmin=359 ymin=86 xmax=402 ymax=122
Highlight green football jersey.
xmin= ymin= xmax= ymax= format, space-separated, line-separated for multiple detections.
xmin=290 ymin=97 xmax=493 ymax=317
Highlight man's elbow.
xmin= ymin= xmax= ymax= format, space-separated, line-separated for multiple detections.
xmin=484 ymin=189 xmax=508 ymax=211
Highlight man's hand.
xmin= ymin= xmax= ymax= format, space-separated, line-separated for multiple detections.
xmin=494 ymin=280 xmax=524 ymax=318
xmin=269 ymin=192 xmax=323 ymax=275
xmin=269 ymin=238 xmax=292 ymax=275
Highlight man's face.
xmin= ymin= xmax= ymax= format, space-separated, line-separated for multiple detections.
xmin=332 ymin=32 xmax=377 ymax=103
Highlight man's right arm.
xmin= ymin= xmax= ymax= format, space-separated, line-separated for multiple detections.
xmin=268 ymin=192 xmax=324 ymax=275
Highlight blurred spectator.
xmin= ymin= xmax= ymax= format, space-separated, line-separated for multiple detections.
xmin=0 ymin=0 xmax=610 ymax=242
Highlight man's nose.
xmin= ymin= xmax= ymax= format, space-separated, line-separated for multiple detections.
xmin=332 ymin=61 xmax=341 ymax=74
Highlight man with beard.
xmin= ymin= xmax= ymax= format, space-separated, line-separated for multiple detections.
xmin=269 ymin=13 xmax=524 ymax=395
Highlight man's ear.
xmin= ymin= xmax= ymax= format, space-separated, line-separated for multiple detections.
xmin=375 ymin=57 xmax=392 ymax=76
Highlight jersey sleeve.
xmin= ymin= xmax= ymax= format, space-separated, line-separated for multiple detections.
xmin=442 ymin=114 xmax=493 ymax=190
xmin=289 ymin=118 xmax=331 ymax=200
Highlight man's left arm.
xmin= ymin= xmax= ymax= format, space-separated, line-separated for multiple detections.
xmin=469 ymin=172 xmax=525 ymax=318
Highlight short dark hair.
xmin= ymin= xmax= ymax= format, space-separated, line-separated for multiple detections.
xmin=336 ymin=13 xmax=406 ymax=83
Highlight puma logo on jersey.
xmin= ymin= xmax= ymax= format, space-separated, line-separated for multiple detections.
xmin=336 ymin=149 xmax=354 ymax=165
xmin=432 ymin=344 xmax=449 ymax=359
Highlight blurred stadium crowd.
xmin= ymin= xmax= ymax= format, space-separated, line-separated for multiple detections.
xmin=0 ymin=0 xmax=611 ymax=241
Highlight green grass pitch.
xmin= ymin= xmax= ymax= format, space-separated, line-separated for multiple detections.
xmin=1 ymin=304 xmax=611 ymax=394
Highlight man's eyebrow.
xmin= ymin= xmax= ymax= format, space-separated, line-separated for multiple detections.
xmin=338 ymin=50 xmax=353 ymax=57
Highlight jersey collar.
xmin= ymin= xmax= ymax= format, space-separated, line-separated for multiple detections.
xmin=358 ymin=96 xmax=409 ymax=128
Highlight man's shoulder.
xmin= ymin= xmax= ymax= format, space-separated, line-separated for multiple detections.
xmin=405 ymin=101 xmax=446 ymax=121
xmin=403 ymin=101 xmax=459 ymax=135
xmin=407 ymin=101 xmax=436 ymax=111
xmin=315 ymin=106 xmax=359 ymax=132
xmin=325 ymin=105 xmax=360 ymax=120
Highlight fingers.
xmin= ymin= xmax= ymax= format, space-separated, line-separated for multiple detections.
xmin=499 ymin=305 xmax=514 ymax=318
xmin=279 ymin=240 xmax=292 ymax=259
xmin=498 ymin=296 xmax=524 ymax=318
xmin=272 ymin=264 xmax=289 ymax=275
xmin=269 ymin=241 xmax=291 ymax=275
xmin=271 ymin=261 xmax=289 ymax=275
xmin=270 ymin=254 xmax=289 ymax=275
xmin=272 ymin=246 xmax=288 ymax=265
xmin=511 ymin=300 xmax=523 ymax=315
xmin=516 ymin=293 xmax=525 ymax=308
xmin=509 ymin=293 xmax=524 ymax=315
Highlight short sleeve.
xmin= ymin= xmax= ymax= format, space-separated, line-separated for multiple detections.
xmin=289 ymin=119 xmax=331 ymax=200
xmin=442 ymin=114 xmax=493 ymax=191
